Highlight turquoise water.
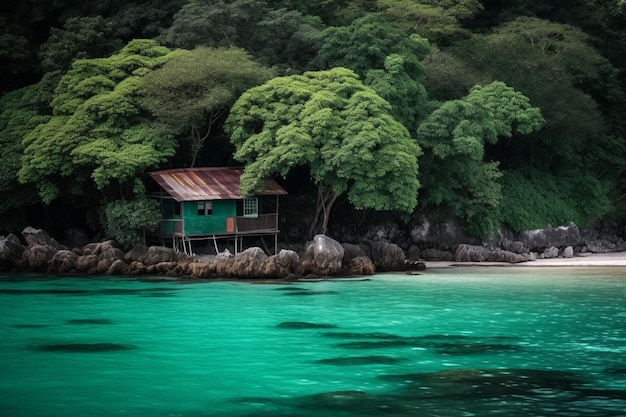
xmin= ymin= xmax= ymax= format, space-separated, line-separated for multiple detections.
xmin=1 ymin=267 xmax=626 ymax=416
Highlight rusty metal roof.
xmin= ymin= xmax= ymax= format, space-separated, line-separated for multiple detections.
xmin=149 ymin=167 xmax=287 ymax=202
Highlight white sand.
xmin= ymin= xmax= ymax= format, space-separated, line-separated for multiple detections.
xmin=424 ymin=251 xmax=626 ymax=268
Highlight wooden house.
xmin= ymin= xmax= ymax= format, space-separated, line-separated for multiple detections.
xmin=149 ymin=167 xmax=287 ymax=255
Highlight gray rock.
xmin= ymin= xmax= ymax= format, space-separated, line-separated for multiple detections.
xmin=145 ymin=246 xmax=179 ymax=265
xmin=421 ymin=248 xmax=455 ymax=261
xmin=108 ymin=259 xmax=130 ymax=275
xmin=302 ymin=234 xmax=344 ymax=276
xmin=562 ymin=246 xmax=574 ymax=258
xmin=541 ymin=246 xmax=560 ymax=259
xmin=22 ymin=227 xmax=66 ymax=251
xmin=0 ymin=234 xmax=25 ymax=267
xmin=342 ymin=243 xmax=368 ymax=264
xmin=228 ymin=247 xmax=268 ymax=278
xmin=409 ymin=217 xmax=480 ymax=249
xmin=76 ymin=254 xmax=99 ymax=273
xmin=455 ymin=244 xmax=533 ymax=263
xmin=518 ymin=224 xmax=582 ymax=250
xmin=370 ymin=241 xmax=405 ymax=271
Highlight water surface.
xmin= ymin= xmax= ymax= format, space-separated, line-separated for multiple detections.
xmin=1 ymin=267 xmax=626 ymax=416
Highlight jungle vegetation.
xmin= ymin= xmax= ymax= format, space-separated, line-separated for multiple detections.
xmin=1 ymin=0 xmax=625 ymax=243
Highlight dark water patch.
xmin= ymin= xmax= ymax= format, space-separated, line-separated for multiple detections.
xmin=274 ymin=286 xmax=306 ymax=291
xmin=335 ymin=340 xmax=416 ymax=349
xmin=67 ymin=319 xmax=114 ymax=325
xmin=29 ymin=342 xmax=137 ymax=353
xmin=276 ymin=321 xmax=339 ymax=329
xmin=321 ymin=331 xmax=404 ymax=340
xmin=314 ymin=355 xmax=405 ymax=366
xmin=605 ymin=367 xmax=626 ymax=375
xmin=380 ymin=368 xmax=587 ymax=399
xmin=0 ymin=288 xmax=89 ymax=295
xmin=0 ymin=287 xmax=180 ymax=296
xmin=283 ymin=290 xmax=338 ymax=296
xmin=13 ymin=324 xmax=50 ymax=328
xmin=433 ymin=342 xmax=523 ymax=355
xmin=140 ymin=292 xmax=178 ymax=298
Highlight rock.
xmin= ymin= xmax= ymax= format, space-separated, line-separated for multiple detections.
xmin=124 ymin=244 xmax=149 ymax=263
xmin=228 ymin=247 xmax=268 ymax=278
xmin=49 ymin=250 xmax=79 ymax=273
xmin=562 ymin=246 xmax=574 ymax=258
xmin=421 ymin=248 xmax=454 ymax=261
xmin=455 ymin=244 xmax=533 ymax=263
xmin=518 ymin=224 xmax=582 ymax=250
xmin=0 ymin=234 xmax=25 ymax=268
xmin=264 ymin=249 xmax=303 ymax=278
xmin=22 ymin=227 xmax=66 ymax=251
xmin=76 ymin=254 xmax=99 ymax=273
xmin=63 ymin=228 xmax=91 ymax=249
xmin=145 ymin=246 xmax=179 ymax=265
xmin=409 ymin=217 xmax=480 ymax=249
xmin=370 ymin=241 xmax=405 ymax=271
xmin=108 ymin=259 xmax=130 ymax=275
xmin=213 ymin=249 xmax=233 ymax=276
xmin=502 ymin=239 xmax=528 ymax=254
xmin=96 ymin=258 xmax=113 ymax=274
xmin=23 ymin=245 xmax=57 ymax=271
xmin=406 ymin=245 xmax=421 ymax=260
xmin=346 ymin=256 xmax=376 ymax=275
xmin=129 ymin=261 xmax=147 ymax=275
xmin=187 ymin=261 xmax=214 ymax=278
xmin=342 ymin=243 xmax=368 ymax=264
xmin=541 ymin=246 xmax=559 ymax=259
xmin=404 ymin=259 xmax=426 ymax=271
xmin=301 ymin=235 xmax=344 ymax=276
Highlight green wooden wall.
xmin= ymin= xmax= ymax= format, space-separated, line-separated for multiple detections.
xmin=182 ymin=200 xmax=236 ymax=236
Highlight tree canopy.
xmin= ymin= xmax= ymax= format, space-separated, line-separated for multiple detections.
xmin=225 ymin=67 xmax=421 ymax=237
xmin=141 ymin=46 xmax=277 ymax=167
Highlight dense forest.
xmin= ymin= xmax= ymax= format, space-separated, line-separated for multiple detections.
xmin=1 ymin=0 xmax=625 ymax=246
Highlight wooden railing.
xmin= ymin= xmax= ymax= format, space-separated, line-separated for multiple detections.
xmin=236 ymin=213 xmax=278 ymax=232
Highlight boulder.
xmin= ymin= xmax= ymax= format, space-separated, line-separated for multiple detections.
xmin=24 ymin=245 xmax=57 ymax=271
xmin=213 ymin=249 xmax=233 ymax=276
xmin=455 ymin=244 xmax=533 ymax=263
xmin=370 ymin=241 xmax=405 ymax=271
xmin=144 ymin=246 xmax=179 ymax=265
xmin=76 ymin=254 xmax=99 ymax=273
xmin=541 ymin=246 xmax=560 ymax=259
xmin=0 ymin=234 xmax=25 ymax=268
xmin=124 ymin=244 xmax=150 ymax=263
xmin=22 ymin=227 xmax=66 ymax=251
xmin=562 ymin=246 xmax=574 ymax=258
xmin=301 ymin=234 xmax=344 ymax=276
xmin=263 ymin=249 xmax=303 ymax=278
xmin=108 ymin=259 xmax=130 ymax=275
xmin=187 ymin=261 xmax=215 ymax=278
xmin=228 ymin=247 xmax=268 ymax=278
xmin=420 ymin=248 xmax=455 ymax=261
xmin=342 ymin=243 xmax=368 ymax=264
xmin=518 ymin=224 xmax=582 ymax=251
xmin=49 ymin=250 xmax=79 ymax=273
xmin=346 ymin=256 xmax=376 ymax=275
xmin=82 ymin=240 xmax=124 ymax=262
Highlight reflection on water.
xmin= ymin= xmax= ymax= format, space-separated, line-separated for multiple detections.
xmin=1 ymin=267 xmax=626 ymax=417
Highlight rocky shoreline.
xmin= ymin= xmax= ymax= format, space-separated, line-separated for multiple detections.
xmin=1 ymin=222 xmax=625 ymax=279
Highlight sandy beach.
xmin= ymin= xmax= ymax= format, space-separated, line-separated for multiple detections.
xmin=424 ymin=251 xmax=626 ymax=268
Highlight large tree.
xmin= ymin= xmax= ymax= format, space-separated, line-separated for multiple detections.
xmin=18 ymin=39 xmax=177 ymax=207
xmin=225 ymin=67 xmax=421 ymax=237
xmin=141 ymin=47 xmax=276 ymax=167
xmin=417 ymin=81 xmax=545 ymax=236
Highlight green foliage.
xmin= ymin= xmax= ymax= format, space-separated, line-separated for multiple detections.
xmin=141 ymin=47 xmax=276 ymax=166
xmin=225 ymin=67 xmax=421 ymax=236
xmin=314 ymin=14 xmax=430 ymax=132
xmin=0 ymin=72 xmax=61 ymax=230
xmin=377 ymin=0 xmax=483 ymax=45
xmin=158 ymin=0 xmax=324 ymax=71
xmin=18 ymin=39 xmax=177 ymax=204
xmin=103 ymin=198 xmax=161 ymax=249
xmin=501 ymin=170 xmax=611 ymax=232
xmin=39 ymin=16 xmax=123 ymax=72
xmin=417 ymin=81 xmax=545 ymax=237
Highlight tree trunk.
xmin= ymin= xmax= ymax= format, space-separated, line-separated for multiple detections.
xmin=308 ymin=185 xmax=338 ymax=239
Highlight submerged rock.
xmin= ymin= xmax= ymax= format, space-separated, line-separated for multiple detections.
xmin=276 ymin=321 xmax=338 ymax=329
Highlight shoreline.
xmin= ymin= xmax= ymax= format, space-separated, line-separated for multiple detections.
xmin=423 ymin=251 xmax=626 ymax=269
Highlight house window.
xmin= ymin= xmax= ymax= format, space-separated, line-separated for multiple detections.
xmin=197 ymin=201 xmax=213 ymax=216
xmin=243 ymin=198 xmax=258 ymax=218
